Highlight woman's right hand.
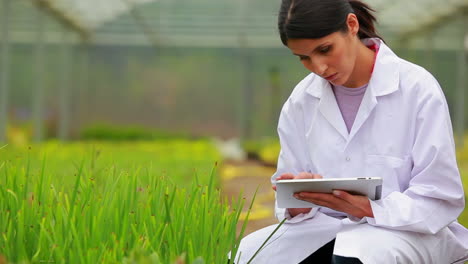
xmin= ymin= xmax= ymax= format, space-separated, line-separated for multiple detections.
xmin=272 ymin=172 xmax=323 ymax=217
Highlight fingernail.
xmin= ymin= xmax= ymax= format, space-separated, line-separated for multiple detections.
xmin=294 ymin=194 xmax=300 ymax=199
xmin=332 ymin=190 xmax=341 ymax=196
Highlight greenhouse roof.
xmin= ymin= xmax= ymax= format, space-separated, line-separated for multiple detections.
xmin=31 ymin=0 xmax=157 ymax=36
xmin=372 ymin=0 xmax=467 ymax=36
xmin=3 ymin=0 xmax=468 ymax=47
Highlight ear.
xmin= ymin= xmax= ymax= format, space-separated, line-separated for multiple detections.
xmin=346 ymin=13 xmax=359 ymax=36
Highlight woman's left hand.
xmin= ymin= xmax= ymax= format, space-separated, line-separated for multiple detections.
xmin=294 ymin=190 xmax=374 ymax=219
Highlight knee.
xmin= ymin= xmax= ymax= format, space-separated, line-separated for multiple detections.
xmin=333 ymin=225 xmax=407 ymax=263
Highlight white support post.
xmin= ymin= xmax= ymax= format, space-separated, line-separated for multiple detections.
xmin=397 ymin=37 xmax=410 ymax=60
xmin=237 ymin=0 xmax=253 ymax=140
xmin=455 ymin=12 xmax=467 ymax=147
xmin=33 ymin=8 xmax=46 ymax=142
xmin=425 ymin=30 xmax=434 ymax=73
xmin=77 ymin=42 xmax=90 ymax=134
xmin=58 ymin=30 xmax=73 ymax=141
xmin=241 ymin=49 xmax=254 ymax=140
xmin=0 ymin=0 xmax=11 ymax=143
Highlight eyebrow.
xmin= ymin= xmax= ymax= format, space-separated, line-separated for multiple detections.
xmin=292 ymin=43 xmax=330 ymax=57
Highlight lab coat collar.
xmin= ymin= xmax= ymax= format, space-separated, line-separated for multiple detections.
xmin=365 ymin=38 xmax=400 ymax=97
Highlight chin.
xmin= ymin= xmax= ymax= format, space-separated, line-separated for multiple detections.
xmin=330 ymin=79 xmax=344 ymax=86
xmin=331 ymin=76 xmax=350 ymax=87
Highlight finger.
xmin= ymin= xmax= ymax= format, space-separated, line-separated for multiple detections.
xmin=311 ymin=174 xmax=323 ymax=179
xmin=294 ymin=192 xmax=336 ymax=204
xmin=295 ymin=172 xmax=323 ymax=179
xmin=295 ymin=192 xmax=350 ymax=210
xmin=296 ymin=172 xmax=313 ymax=179
xmin=276 ymin=173 xmax=295 ymax=181
xmin=295 ymin=192 xmax=331 ymax=200
xmin=332 ymin=190 xmax=360 ymax=204
xmin=288 ymin=208 xmax=312 ymax=217
xmin=272 ymin=185 xmax=277 ymax=191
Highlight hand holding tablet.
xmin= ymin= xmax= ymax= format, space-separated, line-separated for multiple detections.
xmin=275 ymin=177 xmax=383 ymax=208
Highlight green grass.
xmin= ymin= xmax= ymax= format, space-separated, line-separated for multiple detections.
xmin=456 ymin=165 xmax=468 ymax=227
xmin=2 ymin=138 xmax=466 ymax=263
xmin=0 ymin=141 xmax=249 ymax=263
xmin=2 ymin=140 xmax=222 ymax=187
xmin=455 ymin=137 xmax=468 ymax=228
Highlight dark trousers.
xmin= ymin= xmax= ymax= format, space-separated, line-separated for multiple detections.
xmin=299 ymin=239 xmax=363 ymax=264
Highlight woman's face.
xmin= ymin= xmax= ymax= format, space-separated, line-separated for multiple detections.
xmin=286 ymin=15 xmax=361 ymax=87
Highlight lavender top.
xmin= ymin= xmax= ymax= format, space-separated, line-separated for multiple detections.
xmin=332 ymin=83 xmax=368 ymax=133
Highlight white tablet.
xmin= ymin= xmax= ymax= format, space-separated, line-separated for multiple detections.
xmin=276 ymin=177 xmax=383 ymax=208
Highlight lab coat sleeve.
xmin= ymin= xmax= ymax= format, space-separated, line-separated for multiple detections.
xmin=365 ymin=75 xmax=465 ymax=234
xmin=272 ymin=99 xmax=318 ymax=222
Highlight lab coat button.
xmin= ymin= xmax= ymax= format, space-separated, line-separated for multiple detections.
xmin=345 ymin=157 xmax=351 ymax=161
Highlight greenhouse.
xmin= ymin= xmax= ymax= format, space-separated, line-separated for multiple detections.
xmin=0 ymin=0 xmax=467 ymax=263
xmin=1 ymin=0 xmax=467 ymax=142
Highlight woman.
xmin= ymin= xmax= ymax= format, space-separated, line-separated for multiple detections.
xmin=234 ymin=0 xmax=468 ymax=263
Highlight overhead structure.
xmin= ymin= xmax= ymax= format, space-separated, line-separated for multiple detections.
xmin=91 ymin=0 xmax=468 ymax=48
xmin=1 ymin=0 xmax=157 ymax=44
xmin=1 ymin=0 xmax=466 ymax=47
xmin=370 ymin=0 xmax=468 ymax=37
xmin=31 ymin=0 xmax=156 ymax=37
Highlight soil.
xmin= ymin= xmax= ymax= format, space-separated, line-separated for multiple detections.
xmin=220 ymin=159 xmax=279 ymax=236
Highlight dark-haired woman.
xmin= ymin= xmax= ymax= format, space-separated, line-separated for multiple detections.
xmin=234 ymin=0 xmax=468 ymax=263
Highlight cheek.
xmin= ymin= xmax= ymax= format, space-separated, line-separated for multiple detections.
xmin=300 ymin=60 xmax=315 ymax=73
xmin=329 ymin=53 xmax=346 ymax=72
xmin=335 ymin=50 xmax=353 ymax=72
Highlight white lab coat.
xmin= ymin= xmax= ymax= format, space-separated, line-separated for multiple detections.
xmin=235 ymin=39 xmax=468 ymax=264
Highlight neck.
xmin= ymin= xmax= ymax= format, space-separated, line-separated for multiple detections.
xmin=343 ymin=41 xmax=376 ymax=88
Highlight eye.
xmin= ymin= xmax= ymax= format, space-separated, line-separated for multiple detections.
xmin=298 ymin=55 xmax=309 ymax=61
xmin=319 ymin=45 xmax=331 ymax=54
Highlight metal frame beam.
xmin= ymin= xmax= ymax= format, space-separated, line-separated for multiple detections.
xmin=0 ymin=0 xmax=11 ymax=143
xmin=398 ymin=4 xmax=468 ymax=40
xmin=455 ymin=11 xmax=467 ymax=147
xmin=31 ymin=0 xmax=90 ymax=40
xmin=32 ymin=7 xmax=46 ymax=142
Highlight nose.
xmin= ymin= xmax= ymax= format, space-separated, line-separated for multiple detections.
xmin=303 ymin=58 xmax=327 ymax=76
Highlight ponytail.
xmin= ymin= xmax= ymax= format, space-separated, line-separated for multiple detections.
xmin=278 ymin=0 xmax=383 ymax=46
xmin=348 ymin=0 xmax=383 ymax=40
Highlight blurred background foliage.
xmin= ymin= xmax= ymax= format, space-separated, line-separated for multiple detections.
xmin=1 ymin=0 xmax=467 ymax=144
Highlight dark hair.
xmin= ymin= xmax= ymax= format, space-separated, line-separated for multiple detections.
xmin=278 ymin=0 xmax=382 ymax=46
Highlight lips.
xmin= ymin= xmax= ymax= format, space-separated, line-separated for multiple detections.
xmin=324 ymin=73 xmax=338 ymax=81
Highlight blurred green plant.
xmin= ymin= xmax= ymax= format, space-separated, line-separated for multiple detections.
xmin=242 ymin=137 xmax=280 ymax=166
xmin=80 ymin=124 xmax=194 ymax=141
xmin=6 ymin=123 xmax=33 ymax=147
xmin=0 ymin=141 xmax=250 ymax=263
xmin=258 ymin=142 xmax=280 ymax=166
xmin=2 ymin=140 xmax=223 ymax=187
xmin=455 ymin=136 xmax=468 ymax=227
